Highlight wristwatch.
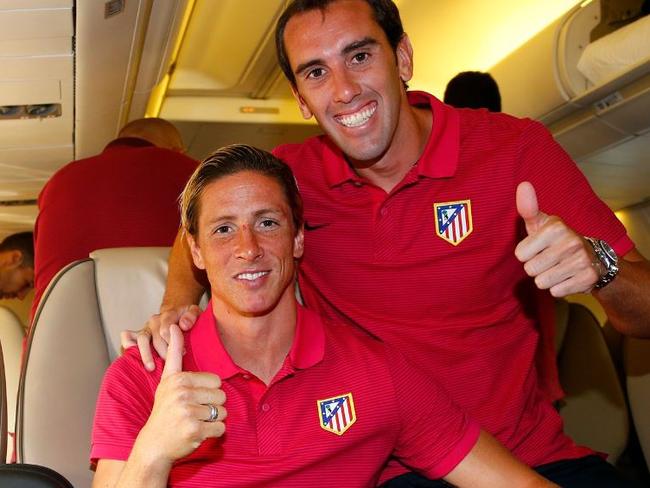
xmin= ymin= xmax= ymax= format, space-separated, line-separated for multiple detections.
xmin=584 ymin=237 xmax=619 ymax=289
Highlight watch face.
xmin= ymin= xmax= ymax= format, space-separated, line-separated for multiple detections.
xmin=600 ymin=240 xmax=617 ymax=262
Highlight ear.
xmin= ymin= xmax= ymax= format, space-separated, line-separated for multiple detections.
xmin=7 ymin=250 xmax=23 ymax=268
xmin=186 ymin=232 xmax=206 ymax=270
xmin=291 ymin=85 xmax=313 ymax=120
xmin=293 ymin=227 xmax=305 ymax=259
xmin=395 ymin=33 xmax=414 ymax=84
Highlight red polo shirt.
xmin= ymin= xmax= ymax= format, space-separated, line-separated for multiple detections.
xmin=92 ymin=304 xmax=480 ymax=486
xmin=274 ymin=91 xmax=633 ymax=475
xmin=33 ymin=138 xmax=197 ymax=317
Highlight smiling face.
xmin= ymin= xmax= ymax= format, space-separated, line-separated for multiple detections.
xmin=187 ymin=171 xmax=304 ymax=318
xmin=283 ymin=0 xmax=413 ymax=167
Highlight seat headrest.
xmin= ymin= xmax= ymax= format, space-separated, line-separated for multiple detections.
xmin=89 ymin=247 xmax=171 ymax=361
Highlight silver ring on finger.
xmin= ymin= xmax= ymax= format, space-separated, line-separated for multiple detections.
xmin=203 ymin=403 xmax=219 ymax=422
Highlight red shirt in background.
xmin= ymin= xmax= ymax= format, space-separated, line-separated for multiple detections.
xmin=32 ymin=138 xmax=197 ymax=318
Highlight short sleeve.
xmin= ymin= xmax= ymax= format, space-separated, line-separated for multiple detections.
xmin=515 ymin=120 xmax=634 ymax=256
xmin=90 ymin=347 xmax=161 ymax=464
xmin=386 ymin=346 xmax=480 ymax=479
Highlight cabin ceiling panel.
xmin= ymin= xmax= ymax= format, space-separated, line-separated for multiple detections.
xmin=0 ymin=38 xmax=70 ymax=57
xmin=171 ymin=0 xmax=286 ymax=97
xmin=0 ymin=1 xmax=73 ymax=227
xmin=582 ymin=132 xmax=650 ymax=167
xmin=0 ymin=114 xmax=73 ymax=149
xmin=578 ymin=158 xmax=650 ymax=210
xmin=0 ymin=146 xmax=73 ymax=174
xmin=0 ymin=207 xmax=38 ymax=226
xmin=0 ymin=206 xmax=39 ymax=238
xmin=173 ymin=121 xmax=321 ymax=161
xmin=0 ymin=0 xmax=71 ymax=8
xmin=0 ymin=6 xmax=72 ymax=40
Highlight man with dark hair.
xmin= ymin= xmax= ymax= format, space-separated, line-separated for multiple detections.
xmin=444 ymin=71 xmax=502 ymax=112
xmin=130 ymin=1 xmax=650 ymax=486
xmin=94 ymin=145 xmax=554 ymax=488
xmin=0 ymin=231 xmax=34 ymax=300
xmin=33 ymin=118 xmax=197 ymax=316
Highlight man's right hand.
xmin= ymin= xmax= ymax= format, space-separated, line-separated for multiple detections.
xmin=131 ymin=323 xmax=226 ymax=466
xmin=120 ymin=304 xmax=201 ymax=371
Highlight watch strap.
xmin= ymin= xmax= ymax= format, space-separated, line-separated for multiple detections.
xmin=584 ymin=237 xmax=619 ymax=289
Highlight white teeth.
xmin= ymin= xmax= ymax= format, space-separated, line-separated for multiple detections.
xmin=237 ymin=271 xmax=268 ymax=281
xmin=336 ymin=104 xmax=376 ymax=128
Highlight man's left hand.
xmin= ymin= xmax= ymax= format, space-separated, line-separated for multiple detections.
xmin=514 ymin=181 xmax=600 ymax=297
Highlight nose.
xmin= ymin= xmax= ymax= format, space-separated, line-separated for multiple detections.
xmin=332 ymin=69 xmax=361 ymax=104
xmin=235 ymin=226 xmax=263 ymax=261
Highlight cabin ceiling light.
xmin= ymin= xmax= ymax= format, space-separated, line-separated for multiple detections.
xmin=240 ymin=106 xmax=280 ymax=114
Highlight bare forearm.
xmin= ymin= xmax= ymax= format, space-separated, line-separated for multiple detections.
xmin=595 ymin=253 xmax=650 ymax=338
xmin=93 ymin=449 xmax=170 ymax=488
xmin=115 ymin=444 xmax=172 ymax=488
xmin=445 ymin=431 xmax=556 ymax=487
xmin=162 ymin=229 xmax=206 ymax=310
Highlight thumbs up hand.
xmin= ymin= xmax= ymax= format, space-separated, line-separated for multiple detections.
xmin=134 ymin=324 xmax=227 ymax=466
xmin=514 ymin=182 xmax=601 ymax=296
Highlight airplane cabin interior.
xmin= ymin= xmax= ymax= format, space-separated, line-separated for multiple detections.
xmin=0 ymin=0 xmax=649 ymax=486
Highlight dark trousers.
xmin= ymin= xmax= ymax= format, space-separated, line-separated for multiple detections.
xmin=379 ymin=455 xmax=642 ymax=487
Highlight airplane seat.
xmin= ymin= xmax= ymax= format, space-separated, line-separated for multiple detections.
xmin=624 ymin=336 xmax=650 ymax=469
xmin=0 ymin=306 xmax=25 ymax=462
xmin=555 ymin=299 xmax=629 ymax=464
xmin=1 ymin=341 xmax=8 ymax=464
xmin=0 ymin=463 xmax=74 ymax=488
xmin=15 ymin=247 xmax=173 ymax=488
xmin=3 ymin=342 xmax=73 ymax=486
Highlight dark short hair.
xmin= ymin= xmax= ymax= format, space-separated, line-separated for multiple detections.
xmin=0 ymin=231 xmax=34 ymax=267
xmin=443 ymin=71 xmax=502 ymax=112
xmin=276 ymin=0 xmax=404 ymax=87
xmin=181 ymin=145 xmax=304 ymax=236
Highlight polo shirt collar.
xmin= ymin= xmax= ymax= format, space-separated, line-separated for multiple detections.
xmin=408 ymin=91 xmax=460 ymax=179
xmin=189 ymin=301 xmax=325 ymax=380
xmin=103 ymin=137 xmax=155 ymax=152
xmin=321 ymin=90 xmax=460 ymax=187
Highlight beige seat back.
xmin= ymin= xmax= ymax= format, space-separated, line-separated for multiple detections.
xmin=0 ymin=341 xmax=7 ymax=463
xmin=0 ymin=306 xmax=25 ymax=462
xmin=15 ymin=247 xmax=171 ymax=488
xmin=555 ymin=300 xmax=629 ymax=463
xmin=624 ymin=336 xmax=650 ymax=468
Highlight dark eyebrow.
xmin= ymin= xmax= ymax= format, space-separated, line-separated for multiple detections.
xmin=341 ymin=37 xmax=378 ymax=56
xmin=206 ymin=208 xmax=283 ymax=225
xmin=294 ymin=37 xmax=379 ymax=76
xmin=295 ymin=59 xmax=324 ymax=77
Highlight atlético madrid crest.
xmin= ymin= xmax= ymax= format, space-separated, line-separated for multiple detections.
xmin=317 ymin=392 xmax=356 ymax=435
xmin=434 ymin=200 xmax=473 ymax=246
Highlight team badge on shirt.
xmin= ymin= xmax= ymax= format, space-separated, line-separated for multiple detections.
xmin=317 ymin=392 xmax=356 ymax=435
xmin=434 ymin=200 xmax=473 ymax=246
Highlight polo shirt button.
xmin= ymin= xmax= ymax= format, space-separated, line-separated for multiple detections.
xmin=242 ymin=374 xmax=251 ymax=380
xmin=353 ymin=181 xmax=362 ymax=187
xmin=261 ymin=403 xmax=271 ymax=412
xmin=380 ymin=208 xmax=387 ymax=216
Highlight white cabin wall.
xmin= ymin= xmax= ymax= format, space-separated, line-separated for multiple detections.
xmin=616 ymin=201 xmax=650 ymax=258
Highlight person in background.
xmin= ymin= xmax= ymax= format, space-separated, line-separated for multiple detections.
xmin=93 ymin=144 xmax=556 ymax=488
xmin=443 ymin=70 xmax=501 ymax=112
xmin=32 ymin=118 xmax=197 ymax=317
xmin=0 ymin=231 xmax=34 ymax=300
